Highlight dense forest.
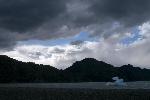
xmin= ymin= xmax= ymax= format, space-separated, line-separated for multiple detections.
xmin=0 ymin=55 xmax=150 ymax=83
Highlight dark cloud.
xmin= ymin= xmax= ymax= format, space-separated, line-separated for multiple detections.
xmin=70 ymin=40 xmax=84 ymax=45
xmin=0 ymin=0 xmax=66 ymax=32
xmin=0 ymin=0 xmax=67 ymax=49
xmin=0 ymin=29 xmax=16 ymax=50
xmin=1 ymin=0 xmax=150 ymax=49
xmin=68 ymin=0 xmax=150 ymax=38
xmin=90 ymin=0 xmax=150 ymax=27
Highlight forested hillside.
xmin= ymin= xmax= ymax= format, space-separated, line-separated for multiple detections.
xmin=0 ymin=55 xmax=150 ymax=83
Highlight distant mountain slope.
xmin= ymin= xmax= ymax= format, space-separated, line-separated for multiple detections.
xmin=64 ymin=58 xmax=118 ymax=82
xmin=0 ymin=55 xmax=60 ymax=83
xmin=0 ymin=55 xmax=150 ymax=83
xmin=65 ymin=58 xmax=150 ymax=82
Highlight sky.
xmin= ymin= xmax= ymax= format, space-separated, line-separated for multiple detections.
xmin=1 ymin=0 xmax=150 ymax=69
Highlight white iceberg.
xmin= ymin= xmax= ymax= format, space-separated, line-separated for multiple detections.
xmin=106 ymin=77 xmax=127 ymax=86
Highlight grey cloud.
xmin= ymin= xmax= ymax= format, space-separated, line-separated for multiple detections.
xmin=0 ymin=29 xmax=16 ymax=50
xmin=1 ymin=0 xmax=150 ymax=50
xmin=89 ymin=0 xmax=150 ymax=27
xmin=57 ymin=0 xmax=150 ymax=39
xmin=0 ymin=0 xmax=66 ymax=32
xmin=28 ymin=52 xmax=42 ymax=60
xmin=0 ymin=0 xmax=67 ymax=49
xmin=69 ymin=0 xmax=150 ymax=38
xmin=70 ymin=40 xmax=84 ymax=45
xmin=52 ymin=48 xmax=65 ymax=53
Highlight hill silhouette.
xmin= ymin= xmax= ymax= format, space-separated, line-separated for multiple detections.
xmin=0 ymin=55 xmax=150 ymax=83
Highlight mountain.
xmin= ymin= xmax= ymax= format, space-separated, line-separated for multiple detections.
xmin=0 ymin=55 xmax=60 ymax=83
xmin=64 ymin=58 xmax=118 ymax=82
xmin=65 ymin=58 xmax=150 ymax=82
xmin=0 ymin=55 xmax=150 ymax=83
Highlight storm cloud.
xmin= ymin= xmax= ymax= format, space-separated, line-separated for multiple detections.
xmin=0 ymin=0 xmax=67 ymax=49
xmin=1 ymin=0 xmax=150 ymax=49
xmin=0 ymin=0 xmax=66 ymax=32
xmin=89 ymin=0 xmax=150 ymax=27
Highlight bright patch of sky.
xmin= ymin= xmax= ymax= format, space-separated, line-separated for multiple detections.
xmin=120 ymin=27 xmax=143 ymax=45
xmin=17 ymin=32 xmax=98 ymax=46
